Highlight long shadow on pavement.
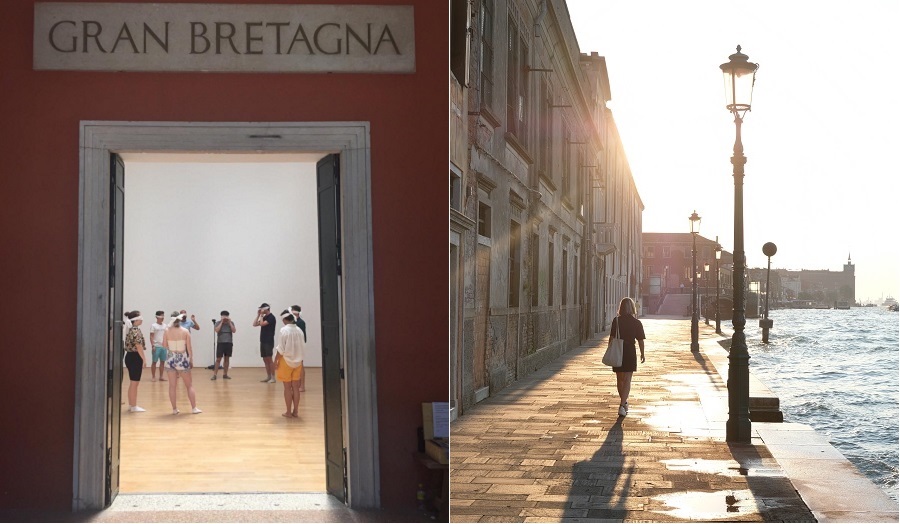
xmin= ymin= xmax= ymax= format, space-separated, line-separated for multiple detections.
xmin=563 ymin=418 xmax=631 ymax=520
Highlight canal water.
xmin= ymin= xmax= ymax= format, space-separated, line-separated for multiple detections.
xmin=741 ymin=307 xmax=898 ymax=502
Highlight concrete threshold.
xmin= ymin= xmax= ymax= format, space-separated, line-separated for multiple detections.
xmin=699 ymin=334 xmax=899 ymax=522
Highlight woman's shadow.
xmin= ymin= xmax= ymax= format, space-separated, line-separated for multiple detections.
xmin=562 ymin=417 xmax=631 ymax=520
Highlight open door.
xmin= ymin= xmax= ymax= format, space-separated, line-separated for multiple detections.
xmin=317 ymin=154 xmax=347 ymax=503
xmin=105 ymin=154 xmax=125 ymax=507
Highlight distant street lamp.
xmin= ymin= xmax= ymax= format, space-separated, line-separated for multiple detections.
xmin=761 ymin=242 xmax=777 ymax=343
xmin=704 ymin=262 xmax=711 ymax=325
xmin=715 ymin=239 xmax=722 ymax=334
xmin=721 ymin=45 xmax=758 ymax=443
xmin=689 ymin=211 xmax=701 ymax=351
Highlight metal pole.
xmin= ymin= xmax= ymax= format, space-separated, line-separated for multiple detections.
xmin=762 ymin=256 xmax=772 ymax=342
xmin=726 ymin=111 xmax=751 ymax=443
xmin=704 ymin=268 xmax=710 ymax=325
xmin=715 ymin=236 xmax=721 ymax=334
xmin=691 ymin=233 xmax=699 ymax=351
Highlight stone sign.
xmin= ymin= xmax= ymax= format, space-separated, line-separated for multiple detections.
xmin=34 ymin=3 xmax=415 ymax=73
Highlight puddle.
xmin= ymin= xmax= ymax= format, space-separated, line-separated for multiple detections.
xmin=662 ymin=458 xmax=744 ymax=476
xmin=652 ymin=489 xmax=758 ymax=520
xmin=661 ymin=458 xmax=785 ymax=477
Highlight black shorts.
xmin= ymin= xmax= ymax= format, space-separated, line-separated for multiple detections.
xmin=216 ymin=342 xmax=233 ymax=358
xmin=260 ymin=341 xmax=274 ymax=358
xmin=125 ymin=351 xmax=143 ymax=381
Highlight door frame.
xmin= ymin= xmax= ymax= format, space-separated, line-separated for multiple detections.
xmin=73 ymin=121 xmax=379 ymax=510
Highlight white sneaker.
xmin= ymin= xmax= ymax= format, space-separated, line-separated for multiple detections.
xmin=172 ymin=409 xmax=180 ymax=415
xmin=129 ymin=406 xmax=146 ymax=413
xmin=624 ymin=402 xmax=629 ymax=413
xmin=191 ymin=407 xmax=203 ymax=414
xmin=618 ymin=405 xmax=627 ymax=417
xmin=267 ymin=378 xmax=276 ymax=383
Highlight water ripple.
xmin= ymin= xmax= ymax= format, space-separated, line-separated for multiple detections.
xmin=741 ymin=308 xmax=898 ymax=502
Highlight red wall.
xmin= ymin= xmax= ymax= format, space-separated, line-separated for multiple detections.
xmin=0 ymin=0 xmax=447 ymax=512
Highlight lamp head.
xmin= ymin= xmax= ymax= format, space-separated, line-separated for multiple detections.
xmin=689 ymin=210 xmax=701 ymax=234
xmin=720 ymin=45 xmax=758 ymax=116
xmin=715 ymin=244 xmax=722 ymax=259
xmin=705 ymin=262 xmax=710 ymax=272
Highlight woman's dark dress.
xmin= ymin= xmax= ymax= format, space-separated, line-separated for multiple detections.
xmin=610 ymin=315 xmax=645 ymax=373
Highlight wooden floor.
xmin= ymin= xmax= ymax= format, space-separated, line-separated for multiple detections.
xmin=120 ymin=367 xmax=326 ymax=494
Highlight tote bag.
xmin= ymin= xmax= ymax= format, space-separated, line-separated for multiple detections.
xmin=602 ymin=316 xmax=624 ymax=367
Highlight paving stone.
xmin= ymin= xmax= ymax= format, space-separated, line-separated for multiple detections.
xmin=451 ymin=319 xmax=820 ymax=522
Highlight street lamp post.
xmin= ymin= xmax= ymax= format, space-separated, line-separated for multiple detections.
xmin=715 ymin=238 xmax=722 ymax=334
xmin=721 ymin=45 xmax=758 ymax=443
xmin=704 ymin=262 xmax=710 ymax=324
xmin=689 ymin=211 xmax=701 ymax=352
xmin=761 ymin=242 xmax=777 ymax=343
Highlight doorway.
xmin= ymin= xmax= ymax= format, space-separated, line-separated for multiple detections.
xmin=117 ymin=153 xmax=327 ymax=494
xmin=73 ymin=122 xmax=379 ymax=511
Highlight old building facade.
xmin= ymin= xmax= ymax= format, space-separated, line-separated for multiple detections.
xmin=450 ymin=0 xmax=643 ymax=417
xmin=641 ymin=232 xmax=734 ymax=316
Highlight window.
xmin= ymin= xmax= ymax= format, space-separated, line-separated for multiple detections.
xmin=477 ymin=202 xmax=491 ymax=237
xmin=450 ymin=0 xmax=470 ymax=85
xmin=509 ymin=220 xmax=521 ymax=307
xmin=561 ymin=247 xmax=568 ymax=306
xmin=531 ymin=233 xmax=539 ymax=306
xmin=548 ymin=235 xmax=555 ymax=306
xmin=662 ymin=246 xmax=671 ymax=258
xmin=506 ymin=15 xmax=528 ymax=141
xmin=478 ymin=0 xmax=494 ymax=108
xmin=645 ymin=246 xmax=655 ymax=258
xmin=450 ymin=167 xmax=462 ymax=211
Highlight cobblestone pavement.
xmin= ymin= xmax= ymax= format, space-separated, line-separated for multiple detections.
xmin=450 ymin=318 xmax=816 ymax=522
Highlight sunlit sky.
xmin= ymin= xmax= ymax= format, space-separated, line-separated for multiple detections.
xmin=568 ymin=1 xmax=899 ymax=303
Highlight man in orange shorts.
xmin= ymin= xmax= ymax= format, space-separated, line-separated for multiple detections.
xmin=274 ymin=310 xmax=306 ymax=418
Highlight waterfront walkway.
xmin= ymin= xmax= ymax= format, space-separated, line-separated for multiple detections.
xmin=451 ymin=318 xmax=826 ymax=522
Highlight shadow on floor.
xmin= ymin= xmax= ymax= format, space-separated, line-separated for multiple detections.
xmin=563 ymin=418 xmax=631 ymax=520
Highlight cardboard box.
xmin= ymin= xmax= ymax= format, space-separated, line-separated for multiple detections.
xmin=426 ymin=438 xmax=448 ymax=464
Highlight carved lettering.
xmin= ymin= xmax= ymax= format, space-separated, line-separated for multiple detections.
xmin=266 ymin=22 xmax=290 ymax=54
xmin=110 ymin=23 xmax=138 ymax=53
xmin=49 ymin=20 xmax=77 ymax=53
xmin=345 ymin=23 xmax=371 ymax=54
xmin=374 ymin=25 xmax=400 ymax=54
xmin=190 ymin=22 xmax=210 ymax=54
xmin=215 ymin=22 xmax=239 ymax=54
xmin=287 ymin=23 xmax=313 ymax=54
xmin=313 ymin=22 xmax=341 ymax=55
xmin=244 ymin=22 xmax=263 ymax=54
xmin=142 ymin=22 xmax=169 ymax=53
xmin=82 ymin=20 xmax=106 ymax=53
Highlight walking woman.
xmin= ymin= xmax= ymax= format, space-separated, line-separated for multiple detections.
xmin=162 ymin=312 xmax=202 ymax=414
xmin=609 ymin=297 xmax=646 ymax=417
xmin=123 ymin=311 xmax=147 ymax=413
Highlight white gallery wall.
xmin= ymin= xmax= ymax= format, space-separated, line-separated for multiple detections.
xmin=122 ymin=153 xmax=324 ymax=368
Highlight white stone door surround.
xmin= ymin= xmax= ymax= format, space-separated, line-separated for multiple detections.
xmin=73 ymin=121 xmax=378 ymax=510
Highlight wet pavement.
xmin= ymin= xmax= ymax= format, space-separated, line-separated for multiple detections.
xmin=450 ymin=318 xmax=817 ymax=522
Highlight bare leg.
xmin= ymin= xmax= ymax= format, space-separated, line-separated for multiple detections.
xmin=298 ymin=366 xmax=305 ymax=392
xmin=620 ymin=372 xmax=634 ymax=405
xmin=223 ymin=356 xmax=230 ymax=377
xmin=181 ymin=371 xmax=198 ymax=409
xmin=167 ymin=369 xmax=178 ymax=410
xmin=150 ymin=361 xmax=157 ymax=381
xmin=291 ymin=380 xmax=301 ymax=417
xmin=263 ymin=356 xmax=274 ymax=379
xmin=159 ymin=359 xmax=167 ymax=381
xmin=128 ymin=380 xmax=139 ymax=407
xmin=213 ymin=356 xmax=222 ymax=377
xmin=282 ymin=382 xmax=293 ymax=417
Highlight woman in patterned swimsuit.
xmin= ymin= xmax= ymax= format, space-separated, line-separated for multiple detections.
xmin=162 ymin=312 xmax=202 ymax=414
